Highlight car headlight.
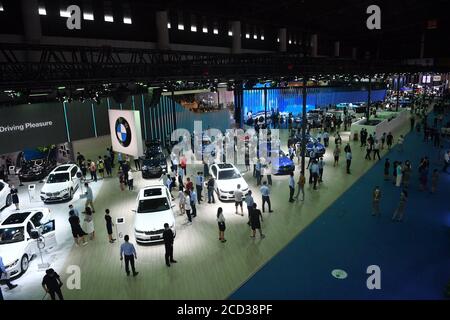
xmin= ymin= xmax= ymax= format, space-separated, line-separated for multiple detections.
xmin=6 ymin=259 xmax=19 ymax=269
xmin=219 ymin=189 xmax=227 ymax=193
xmin=142 ymin=165 xmax=148 ymax=170
xmin=135 ymin=229 xmax=145 ymax=234
xmin=40 ymin=192 xmax=45 ymax=195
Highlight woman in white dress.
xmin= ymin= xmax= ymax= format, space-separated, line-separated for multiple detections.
xmin=83 ymin=206 xmax=95 ymax=240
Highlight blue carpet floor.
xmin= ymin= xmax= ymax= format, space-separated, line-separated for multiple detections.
xmin=230 ymin=116 xmax=450 ymax=299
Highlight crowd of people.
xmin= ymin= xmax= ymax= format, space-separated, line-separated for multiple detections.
xmin=2 ymin=92 xmax=449 ymax=300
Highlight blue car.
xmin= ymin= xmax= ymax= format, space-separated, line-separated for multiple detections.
xmin=269 ymin=150 xmax=295 ymax=175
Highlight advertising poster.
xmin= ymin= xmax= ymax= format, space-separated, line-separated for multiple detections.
xmin=108 ymin=109 xmax=144 ymax=158
xmin=0 ymin=103 xmax=67 ymax=154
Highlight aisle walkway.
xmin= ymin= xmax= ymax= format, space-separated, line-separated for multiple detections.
xmin=230 ymin=115 xmax=450 ymax=299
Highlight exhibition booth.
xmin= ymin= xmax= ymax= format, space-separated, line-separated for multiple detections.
xmin=351 ymin=110 xmax=409 ymax=139
xmin=242 ymin=86 xmax=387 ymax=117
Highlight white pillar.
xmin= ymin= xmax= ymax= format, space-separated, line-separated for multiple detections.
xmin=21 ymin=0 xmax=42 ymax=44
xmin=311 ymin=34 xmax=318 ymax=57
xmin=231 ymin=21 xmax=241 ymax=54
xmin=334 ymin=41 xmax=340 ymax=57
xmin=155 ymin=11 xmax=170 ymax=50
xmin=278 ymin=28 xmax=287 ymax=52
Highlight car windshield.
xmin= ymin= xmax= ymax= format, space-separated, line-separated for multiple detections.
xmin=138 ymin=198 xmax=170 ymax=213
xmin=47 ymin=173 xmax=69 ymax=183
xmin=218 ymin=169 xmax=241 ymax=180
xmin=0 ymin=227 xmax=25 ymax=245
xmin=143 ymin=156 xmax=164 ymax=167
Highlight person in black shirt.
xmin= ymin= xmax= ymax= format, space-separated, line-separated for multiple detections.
xmin=76 ymin=152 xmax=85 ymax=168
xmin=104 ymin=155 xmax=112 ymax=176
xmin=163 ymin=223 xmax=177 ymax=267
xmin=249 ymin=203 xmax=265 ymax=239
xmin=384 ymin=158 xmax=390 ymax=180
xmin=9 ymin=186 xmax=19 ymax=210
xmin=42 ymin=268 xmax=64 ymax=300
xmin=108 ymin=148 xmax=115 ymax=168
xmin=344 ymin=143 xmax=351 ymax=154
xmin=68 ymin=211 xmax=87 ymax=246
xmin=105 ymin=209 xmax=116 ymax=243
xmin=207 ymin=177 xmax=215 ymax=204
xmin=386 ymin=132 xmax=394 ymax=149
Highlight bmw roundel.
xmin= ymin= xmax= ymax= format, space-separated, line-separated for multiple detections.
xmin=115 ymin=117 xmax=132 ymax=147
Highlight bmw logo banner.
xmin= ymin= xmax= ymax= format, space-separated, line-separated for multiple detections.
xmin=108 ymin=110 xmax=144 ymax=158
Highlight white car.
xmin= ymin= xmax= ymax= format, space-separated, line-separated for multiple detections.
xmin=0 ymin=208 xmax=56 ymax=278
xmin=209 ymin=163 xmax=249 ymax=201
xmin=0 ymin=179 xmax=12 ymax=210
xmin=40 ymin=164 xmax=81 ymax=203
xmin=133 ymin=185 xmax=176 ymax=244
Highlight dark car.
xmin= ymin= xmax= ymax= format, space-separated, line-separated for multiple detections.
xmin=17 ymin=147 xmax=58 ymax=182
xmin=19 ymin=158 xmax=57 ymax=182
xmin=306 ymin=113 xmax=323 ymax=128
xmin=141 ymin=140 xmax=168 ymax=179
xmin=290 ymin=134 xmax=326 ymax=158
xmin=141 ymin=153 xmax=167 ymax=179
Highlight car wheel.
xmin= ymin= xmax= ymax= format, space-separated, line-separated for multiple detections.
xmin=20 ymin=255 xmax=29 ymax=274
xmin=6 ymin=193 xmax=12 ymax=207
xmin=69 ymin=188 xmax=73 ymax=200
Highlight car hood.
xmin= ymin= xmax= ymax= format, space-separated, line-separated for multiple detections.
xmin=0 ymin=242 xmax=26 ymax=265
xmin=216 ymin=177 xmax=248 ymax=192
xmin=134 ymin=209 xmax=175 ymax=231
xmin=273 ymin=156 xmax=294 ymax=167
xmin=41 ymin=182 xmax=70 ymax=193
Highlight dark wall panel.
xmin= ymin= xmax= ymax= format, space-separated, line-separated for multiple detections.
xmin=95 ymin=99 xmax=110 ymax=137
xmin=66 ymin=101 xmax=95 ymax=141
xmin=0 ymin=102 xmax=67 ymax=154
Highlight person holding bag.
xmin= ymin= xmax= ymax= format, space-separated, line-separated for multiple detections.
xmin=217 ymin=207 xmax=226 ymax=243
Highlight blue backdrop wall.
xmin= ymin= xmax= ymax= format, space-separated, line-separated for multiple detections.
xmin=243 ymin=87 xmax=387 ymax=116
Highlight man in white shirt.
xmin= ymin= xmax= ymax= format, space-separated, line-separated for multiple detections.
xmin=264 ymin=162 xmax=272 ymax=185
xmin=373 ymin=140 xmax=381 ymax=161
xmin=171 ymin=152 xmax=178 ymax=172
xmin=234 ymin=184 xmax=244 ymax=216
xmin=260 ymin=181 xmax=273 ymax=213
xmin=346 ymin=151 xmax=352 ymax=174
